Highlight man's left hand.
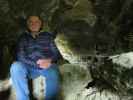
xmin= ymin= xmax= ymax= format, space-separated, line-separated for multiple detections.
xmin=37 ymin=59 xmax=52 ymax=69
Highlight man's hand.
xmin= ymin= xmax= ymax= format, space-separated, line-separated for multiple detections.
xmin=37 ymin=59 xmax=52 ymax=69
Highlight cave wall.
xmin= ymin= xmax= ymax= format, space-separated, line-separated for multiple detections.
xmin=0 ymin=0 xmax=133 ymax=100
xmin=0 ymin=0 xmax=133 ymax=54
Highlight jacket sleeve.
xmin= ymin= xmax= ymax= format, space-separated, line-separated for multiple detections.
xmin=50 ymin=38 xmax=63 ymax=63
xmin=16 ymin=35 xmax=37 ymax=66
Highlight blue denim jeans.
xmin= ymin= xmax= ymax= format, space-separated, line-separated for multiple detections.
xmin=10 ymin=61 xmax=60 ymax=100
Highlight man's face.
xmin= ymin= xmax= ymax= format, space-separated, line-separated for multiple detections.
xmin=27 ymin=16 xmax=42 ymax=33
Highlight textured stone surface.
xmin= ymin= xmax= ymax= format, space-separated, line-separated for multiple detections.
xmin=87 ymin=52 xmax=133 ymax=100
xmin=0 ymin=0 xmax=132 ymax=52
xmin=0 ymin=0 xmax=133 ymax=100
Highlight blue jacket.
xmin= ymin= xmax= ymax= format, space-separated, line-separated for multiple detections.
xmin=16 ymin=31 xmax=62 ymax=67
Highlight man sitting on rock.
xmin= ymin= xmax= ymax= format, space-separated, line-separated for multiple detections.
xmin=10 ymin=15 xmax=62 ymax=100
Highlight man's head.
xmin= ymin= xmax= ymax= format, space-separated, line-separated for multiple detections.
xmin=26 ymin=15 xmax=43 ymax=34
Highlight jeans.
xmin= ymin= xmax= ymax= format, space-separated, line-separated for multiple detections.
xmin=10 ymin=61 xmax=60 ymax=100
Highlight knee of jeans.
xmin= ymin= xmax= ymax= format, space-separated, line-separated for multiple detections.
xmin=10 ymin=61 xmax=27 ymax=76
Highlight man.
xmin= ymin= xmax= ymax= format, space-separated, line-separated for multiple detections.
xmin=10 ymin=15 xmax=62 ymax=100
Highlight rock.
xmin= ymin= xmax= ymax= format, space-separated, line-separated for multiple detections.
xmin=78 ymin=88 xmax=120 ymax=100
xmin=110 ymin=52 xmax=133 ymax=69
xmin=89 ymin=52 xmax=133 ymax=100
xmin=32 ymin=76 xmax=46 ymax=99
xmin=0 ymin=0 xmax=133 ymax=100
xmin=59 ymin=64 xmax=92 ymax=100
